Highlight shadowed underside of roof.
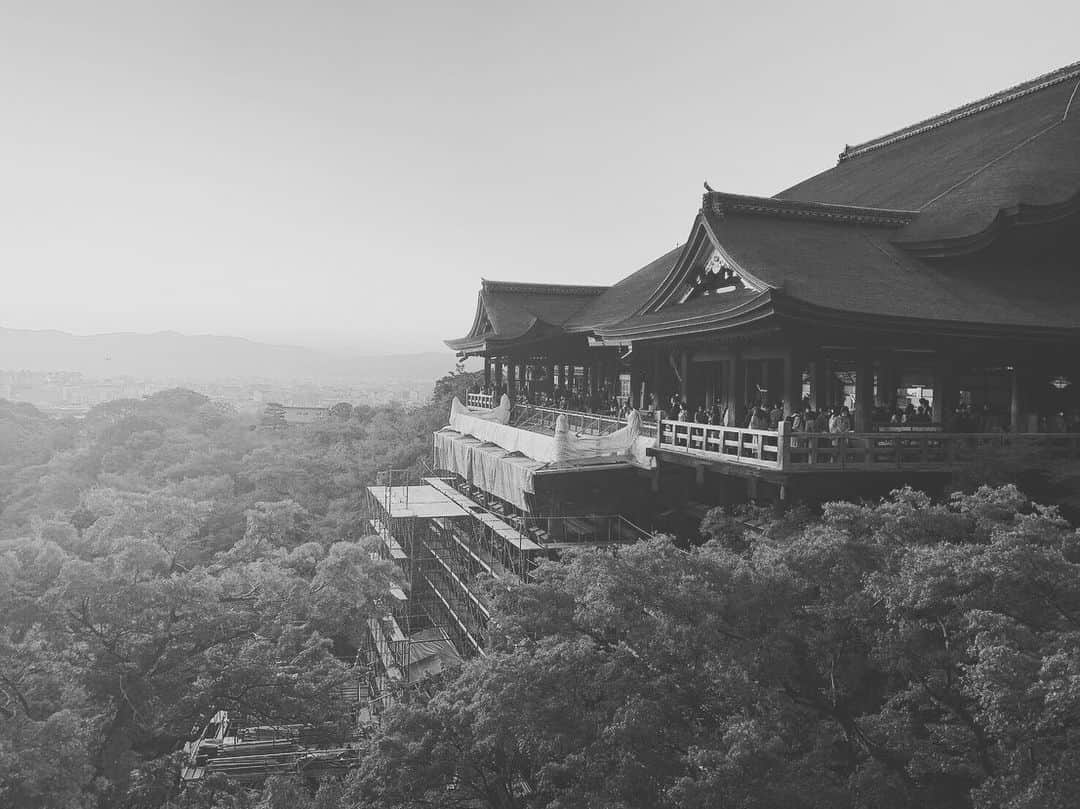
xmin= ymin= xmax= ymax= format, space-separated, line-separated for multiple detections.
xmin=776 ymin=61 xmax=1080 ymax=244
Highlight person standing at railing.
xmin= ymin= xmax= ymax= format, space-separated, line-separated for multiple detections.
xmin=695 ymin=404 xmax=709 ymax=424
xmin=830 ymin=406 xmax=852 ymax=434
xmin=768 ymin=402 xmax=784 ymax=431
xmin=677 ymin=403 xmax=690 ymax=422
xmin=789 ymin=410 xmax=805 ymax=447
xmin=748 ymin=405 xmax=769 ymax=431
xmin=812 ymin=409 xmax=830 ymax=433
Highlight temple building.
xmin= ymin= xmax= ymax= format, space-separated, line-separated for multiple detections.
xmin=440 ymin=60 xmax=1080 ymax=505
xmin=358 ymin=62 xmax=1080 ymax=688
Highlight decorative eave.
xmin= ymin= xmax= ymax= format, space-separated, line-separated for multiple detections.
xmin=705 ymin=191 xmax=919 ymax=227
xmin=445 ymin=320 xmax=589 ymax=356
xmin=895 ymin=189 xmax=1080 ymax=259
xmin=597 ymin=290 xmax=776 ymax=342
xmin=837 ymin=61 xmax=1080 ymax=163
xmin=637 ymin=212 xmax=777 ymax=315
xmin=772 ymin=295 xmax=1080 ymax=342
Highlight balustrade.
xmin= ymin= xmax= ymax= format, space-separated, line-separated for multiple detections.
xmin=656 ymin=419 xmax=1080 ymax=472
xmin=466 ymin=392 xmax=495 ymax=409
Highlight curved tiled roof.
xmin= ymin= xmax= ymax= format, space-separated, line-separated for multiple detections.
xmin=445 ymin=281 xmax=606 ymax=352
xmin=590 ymin=204 xmax=1080 ymax=342
xmin=777 ymin=61 xmax=1080 ymax=246
xmin=564 ymin=246 xmax=683 ymax=332
xmin=447 ymin=60 xmax=1080 ymax=352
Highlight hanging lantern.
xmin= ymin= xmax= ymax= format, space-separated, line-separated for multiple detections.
xmin=1050 ymin=376 xmax=1072 ymax=390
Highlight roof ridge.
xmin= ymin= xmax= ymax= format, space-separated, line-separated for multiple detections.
xmin=839 ymin=60 xmax=1080 ymax=162
xmin=707 ymin=191 xmax=918 ymax=226
xmin=481 ymin=280 xmax=609 ymax=296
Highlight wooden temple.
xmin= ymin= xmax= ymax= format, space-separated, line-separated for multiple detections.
xmin=443 ymin=61 xmax=1080 ymax=508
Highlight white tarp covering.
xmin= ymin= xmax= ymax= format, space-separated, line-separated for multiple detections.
xmin=453 ymin=394 xmax=512 ymax=424
xmin=450 ymin=399 xmax=558 ymax=461
xmin=553 ymin=410 xmax=644 ymax=464
xmin=445 ymin=398 xmax=653 ymax=469
xmin=433 ymin=430 xmax=543 ymax=511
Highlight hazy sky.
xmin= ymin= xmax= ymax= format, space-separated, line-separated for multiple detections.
xmin=2 ymin=1 xmax=1077 ymax=354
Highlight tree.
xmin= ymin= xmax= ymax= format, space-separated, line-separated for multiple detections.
xmin=353 ymin=486 xmax=1080 ymax=809
xmin=328 ymin=402 xmax=353 ymax=419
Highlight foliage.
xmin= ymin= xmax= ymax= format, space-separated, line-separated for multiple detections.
xmin=352 ymin=486 xmax=1080 ymax=809
xmin=0 ymin=369 xmax=463 ymax=808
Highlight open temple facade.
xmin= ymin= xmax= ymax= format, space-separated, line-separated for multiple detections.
xmin=356 ymin=62 xmax=1080 ymax=688
xmin=439 ymin=60 xmax=1080 ymax=507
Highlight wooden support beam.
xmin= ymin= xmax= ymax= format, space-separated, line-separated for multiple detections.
xmin=783 ymin=351 xmax=801 ymax=416
xmin=812 ymin=356 xmax=829 ymax=412
xmin=855 ymin=355 xmax=874 ymax=432
xmin=730 ymin=349 xmax=746 ymax=427
xmin=1011 ymin=365 xmax=1022 ymax=432
xmin=935 ymin=355 xmax=957 ymax=425
xmin=680 ymin=351 xmax=689 ymax=405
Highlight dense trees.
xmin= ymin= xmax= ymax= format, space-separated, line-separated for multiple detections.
xmin=0 ymin=378 xmax=469 ymax=808
xmin=353 ymin=486 xmax=1080 ymax=809
xmin=5 ymin=368 xmax=1080 ymax=808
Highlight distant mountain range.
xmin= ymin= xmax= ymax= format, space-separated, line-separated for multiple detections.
xmin=0 ymin=327 xmax=461 ymax=384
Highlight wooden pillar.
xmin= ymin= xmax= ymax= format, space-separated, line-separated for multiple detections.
xmin=652 ymin=351 xmax=663 ymax=411
xmin=935 ymin=355 xmax=957 ymax=426
xmin=855 ymin=355 xmax=874 ymax=432
xmin=494 ymin=358 xmax=504 ymax=390
xmin=1011 ymin=365 xmax=1022 ymax=432
xmin=679 ymin=352 xmax=689 ymax=405
xmin=812 ymin=356 xmax=829 ymax=412
xmin=483 ymin=356 xmax=491 ymax=388
xmin=730 ymin=349 xmax=746 ymax=427
xmin=783 ymin=351 xmax=801 ymax=416
xmin=629 ymin=347 xmax=644 ymax=410
xmin=507 ymin=362 xmax=517 ymax=398
xmin=879 ymin=353 xmax=895 ymax=411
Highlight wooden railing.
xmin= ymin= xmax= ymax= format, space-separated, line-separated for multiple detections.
xmin=659 ymin=421 xmax=782 ymax=467
xmin=466 ymin=392 xmax=495 ymax=410
xmin=510 ymin=404 xmax=658 ymax=437
xmin=657 ymin=420 xmax=1080 ymax=472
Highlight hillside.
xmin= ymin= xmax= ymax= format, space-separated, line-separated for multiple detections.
xmin=0 ymin=327 xmax=459 ymax=383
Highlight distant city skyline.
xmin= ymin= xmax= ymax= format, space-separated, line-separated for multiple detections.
xmin=2 ymin=1 xmax=1077 ymax=353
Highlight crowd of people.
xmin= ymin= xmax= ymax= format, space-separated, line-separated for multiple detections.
xmin=475 ymin=381 xmax=1080 ymax=435
xmin=473 ymin=383 xmax=625 ymax=416
xmin=663 ymin=394 xmax=858 ymax=434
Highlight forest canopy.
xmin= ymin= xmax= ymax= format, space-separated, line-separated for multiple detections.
xmin=3 ymin=371 xmax=1080 ymax=809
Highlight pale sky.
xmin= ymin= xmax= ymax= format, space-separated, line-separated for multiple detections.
xmin=2 ymin=1 xmax=1077 ymax=353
